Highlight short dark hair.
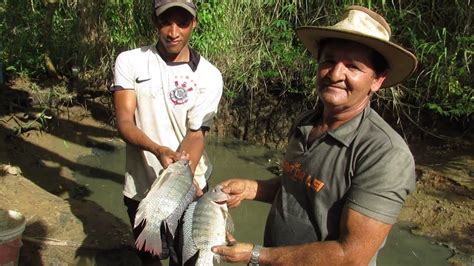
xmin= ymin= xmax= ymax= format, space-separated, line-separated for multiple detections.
xmin=317 ymin=38 xmax=389 ymax=76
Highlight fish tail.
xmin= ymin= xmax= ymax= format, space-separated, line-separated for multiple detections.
xmin=135 ymin=222 xmax=163 ymax=256
xmin=134 ymin=200 xmax=148 ymax=228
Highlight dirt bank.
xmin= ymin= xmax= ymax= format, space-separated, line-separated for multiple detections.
xmin=0 ymin=80 xmax=472 ymax=265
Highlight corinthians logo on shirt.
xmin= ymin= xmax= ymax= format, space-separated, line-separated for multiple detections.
xmin=169 ymin=76 xmax=195 ymax=105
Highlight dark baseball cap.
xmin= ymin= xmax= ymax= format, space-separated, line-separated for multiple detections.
xmin=154 ymin=0 xmax=197 ymax=17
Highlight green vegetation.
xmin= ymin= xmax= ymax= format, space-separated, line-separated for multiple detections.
xmin=0 ymin=0 xmax=472 ymax=129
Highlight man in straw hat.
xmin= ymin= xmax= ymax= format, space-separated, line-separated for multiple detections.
xmin=212 ymin=5 xmax=417 ymax=265
xmin=111 ymin=0 xmax=223 ymax=264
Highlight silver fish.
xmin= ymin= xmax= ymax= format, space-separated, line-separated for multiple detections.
xmin=134 ymin=159 xmax=196 ymax=256
xmin=182 ymin=185 xmax=234 ymax=265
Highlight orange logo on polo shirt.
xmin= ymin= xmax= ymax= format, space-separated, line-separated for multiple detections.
xmin=282 ymin=160 xmax=325 ymax=192
xmin=170 ymin=76 xmax=195 ymax=105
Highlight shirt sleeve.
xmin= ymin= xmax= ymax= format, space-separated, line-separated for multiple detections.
xmin=346 ymin=142 xmax=416 ymax=224
xmin=111 ymin=51 xmax=135 ymax=92
xmin=187 ymin=67 xmax=223 ymax=130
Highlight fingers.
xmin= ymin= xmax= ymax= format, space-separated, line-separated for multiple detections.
xmin=195 ymin=188 xmax=203 ymax=197
xmin=226 ymin=195 xmax=242 ymax=208
xmin=179 ymin=151 xmax=190 ymax=160
xmin=168 ymin=150 xmax=187 ymax=162
xmin=161 ymin=157 xmax=184 ymax=169
xmin=219 ymin=179 xmax=248 ymax=208
xmin=157 ymin=146 xmax=179 ymax=168
xmin=220 ymin=179 xmax=245 ymax=194
xmin=211 ymin=245 xmax=226 ymax=255
xmin=226 ymin=232 xmax=237 ymax=246
xmin=211 ymin=245 xmax=235 ymax=260
xmin=212 ymin=242 xmax=254 ymax=263
xmin=161 ymin=158 xmax=173 ymax=169
xmin=193 ymin=179 xmax=204 ymax=197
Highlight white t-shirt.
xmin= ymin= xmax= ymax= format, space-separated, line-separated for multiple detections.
xmin=113 ymin=45 xmax=223 ymax=201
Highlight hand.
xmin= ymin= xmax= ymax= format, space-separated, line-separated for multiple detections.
xmin=155 ymin=147 xmax=202 ymax=196
xmin=192 ymin=177 xmax=204 ymax=197
xmin=155 ymin=146 xmax=189 ymax=169
xmin=220 ymin=179 xmax=255 ymax=208
xmin=212 ymin=241 xmax=253 ymax=263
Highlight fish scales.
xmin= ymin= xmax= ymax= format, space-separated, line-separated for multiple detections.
xmin=134 ymin=159 xmax=195 ymax=256
xmin=182 ymin=185 xmax=233 ymax=265
xmin=182 ymin=201 xmax=198 ymax=262
xmin=193 ymin=199 xmax=226 ymax=246
xmin=167 ymin=183 xmax=196 ymax=236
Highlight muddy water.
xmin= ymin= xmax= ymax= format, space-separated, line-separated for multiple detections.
xmin=75 ymin=138 xmax=453 ymax=265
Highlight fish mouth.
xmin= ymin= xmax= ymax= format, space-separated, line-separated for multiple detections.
xmin=212 ymin=199 xmax=228 ymax=205
xmin=210 ymin=185 xmax=230 ymax=205
xmin=211 ymin=194 xmax=230 ymax=205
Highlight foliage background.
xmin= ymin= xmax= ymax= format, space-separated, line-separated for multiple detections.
xmin=0 ymin=0 xmax=472 ymax=140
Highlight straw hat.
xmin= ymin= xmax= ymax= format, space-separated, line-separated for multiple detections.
xmin=296 ymin=6 xmax=417 ymax=87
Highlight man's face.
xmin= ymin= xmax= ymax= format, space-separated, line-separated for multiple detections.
xmin=156 ymin=7 xmax=196 ymax=57
xmin=317 ymin=40 xmax=386 ymax=112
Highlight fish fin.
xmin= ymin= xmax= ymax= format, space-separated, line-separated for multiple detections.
xmin=149 ymin=167 xmax=172 ymax=190
xmin=134 ymin=202 xmax=147 ymax=228
xmin=134 ymin=159 xmax=195 ymax=258
xmin=213 ymin=252 xmax=223 ymax=264
xmin=136 ymin=159 xmax=194 ymax=230
xmin=135 ymin=222 xmax=163 ymax=256
xmin=148 ymin=159 xmax=186 ymax=191
xmin=133 ymin=217 xmax=145 ymax=230
xmin=197 ymin=250 xmax=215 ymax=266
xmin=222 ymin=209 xmax=234 ymax=234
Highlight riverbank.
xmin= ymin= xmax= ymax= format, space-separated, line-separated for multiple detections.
xmin=0 ymin=80 xmax=472 ymax=265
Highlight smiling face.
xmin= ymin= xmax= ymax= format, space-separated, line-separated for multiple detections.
xmin=317 ymin=39 xmax=387 ymax=114
xmin=156 ymin=7 xmax=196 ymax=62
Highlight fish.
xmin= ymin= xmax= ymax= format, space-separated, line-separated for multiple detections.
xmin=182 ymin=185 xmax=234 ymax=265
xmin=134 ymin=159 xmax=197 ymax=256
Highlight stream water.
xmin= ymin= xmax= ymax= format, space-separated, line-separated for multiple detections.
xmin=75 ymin=137 xmax=453 ymax=265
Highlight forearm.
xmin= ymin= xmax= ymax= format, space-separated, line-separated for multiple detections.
xmin=212 ymin=240 xmax=347 ymax=266
xmin=258 ymin=208 xmax=392 ymax=265
xmin=113 ymin=90 xmax=165 ymax=156
xmin=178 ymin=129 xmax=205 ymax=174
xmin=116 ymin=119 xmax=163 ymax=155
xmin=259 ymin=241 xmax=347 ymax=266
xmin=215 ymin=203 xmax=392 ymax=266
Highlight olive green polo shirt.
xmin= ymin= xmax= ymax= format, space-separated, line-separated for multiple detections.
xmin=264 ymin=106 xmax=416 ymax=262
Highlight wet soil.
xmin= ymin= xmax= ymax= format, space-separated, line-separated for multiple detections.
xmin=0 ymin=79 xmax=472 ymax=265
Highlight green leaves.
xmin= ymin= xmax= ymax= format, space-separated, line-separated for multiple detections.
xmin=0 ymin=0 xmax=471 ymax=125
xmin=190 ymin=1 xmax=314 ymax=99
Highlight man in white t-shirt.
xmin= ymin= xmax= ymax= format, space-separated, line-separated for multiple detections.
xmin=111 ymin=0 xmax=223 ymax=264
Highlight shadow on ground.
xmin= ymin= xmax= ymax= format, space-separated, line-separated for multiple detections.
xmin=0 ymin=82 xmax=140 ymax=265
